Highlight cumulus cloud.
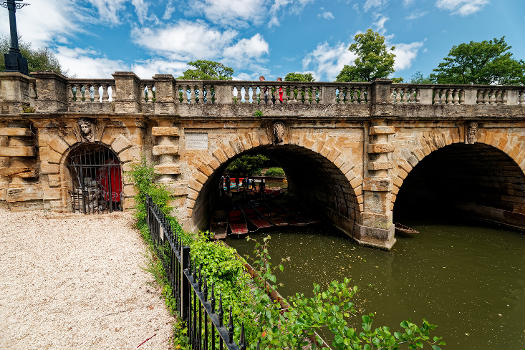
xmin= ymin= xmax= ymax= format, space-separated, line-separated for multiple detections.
xmin=392 ymin=41 xmax=424 ymax=70
xmin=54 ymin=47 xmax=127 ymax=78
xmin=303 ymin=37 xmax=424 ymax=81
xmin=302 ymin=41 xmax=357 ymax=81
xmin=131 ymin=21 xmax=238 ymax=60
xmin=223 ymin=34 xmax=269 ymax=60
xmin=319 ymin=11 xmax=335 ymax=20
xmin=131 ymin=59 xmax=188 ymax=79
xmin=190 ymin=0 xmax=266 ymax=26
xmin=0 ymin=0 xmax=84 ymax=48
xmin=435 ymin=0 xmax=489 ymax=15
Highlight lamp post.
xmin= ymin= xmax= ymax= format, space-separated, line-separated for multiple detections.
xmin=1 ymin=0 xmax=30 ymax=75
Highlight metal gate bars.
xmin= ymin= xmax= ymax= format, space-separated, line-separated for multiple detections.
xmin=146 ymin=195 xmax=249 ymax=350
xmin=67 ymin=143 xmax=123 ymax=214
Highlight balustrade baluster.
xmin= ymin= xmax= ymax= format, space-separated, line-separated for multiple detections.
xmin=71 ymin=84 xmax=78 ymax=102
xmin=501 ymin=90 xmax=507 ymax=105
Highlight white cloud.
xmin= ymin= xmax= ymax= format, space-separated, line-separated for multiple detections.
xmin=223 ymin=34 xmax=269 ymax=60
xmin=435 ymin=0 xmax=489 ymax=15
xmin=302 ymin=41 xmax=357 ymax=81
xmin=87 ymin=0 xmax=127 ymax=24
xmin=405 ymin=10 xmax=428 ymax=20
xmin=131 ymin=59 xmax=188 ymax=79
xmin=363 ymin=0 xmax=387 ymax=12
xmin=131 ymin=0 xmax=151 ymax=24
xmin=163 ymin=0 xmax=176 ymax=20
xmin=303 ymin=36 xmax=424 ymax=81
xmin=131 ymin=21 xmax=238 ymax=60
xmin=268 ymin=0 xmax=313 ymax=27
xmin=191 ymin=0 xmax=266 ymax=26
xmin=373 ymin=15 xmax=389 ymax=34
xmin=0 ymin=0 xmax=83 ymax=48
xmin=403 ymin=0 xmax=415 ymax=5
xmin=54 ymin=46 xmax=127 ymax=78
xmin=319 ymin=11 xmax=335 ymax=20
xmin=392 ymin=41 xmax=424 ymax=70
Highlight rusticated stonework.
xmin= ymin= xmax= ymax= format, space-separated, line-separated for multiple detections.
xmin=1 ymin=71 xmax=524 ymax=249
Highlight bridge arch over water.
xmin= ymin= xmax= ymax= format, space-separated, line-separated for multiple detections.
xmin=186 ymin=134 xmax=362 ymax=238
xmin=393 ymin=140 xmax=525 ymax=228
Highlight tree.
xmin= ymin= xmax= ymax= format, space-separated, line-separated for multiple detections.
xmin=178 ymin=60 xmax=233 ymax=80
xmin=284 ymin=72 xmax=315 ymax=82
xmin=0 ymin=36 xmax=63 ymax=74
xmin=226 ymin=154 xmax=269 ymax=176
xmin=336 ymin=29 xmax=395 ymax=82
xmin=430 ymin=37 xmax=525 ymax=85
xmin=410 ymin=71 xmax=434 ymax=84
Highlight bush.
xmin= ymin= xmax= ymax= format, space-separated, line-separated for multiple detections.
xmin=264 ymin=167 xmax=285 ymax=177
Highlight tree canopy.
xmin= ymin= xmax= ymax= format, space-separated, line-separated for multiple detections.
xmin=430 ymin=37 xmax=525 ymax=85
xmin=410 ymin=71 xmax=433 ymax=84
xmin=0 ymin=37 xmax=63 ymax=74
xmin=178 ymin=60 xmax=233 ymax=80
xmin=336 ymin=29 xmax=395 ymax=82
xmin=284 ymin=72 xmax=315 ymax=82
xmin=226 ymin=154 xmax=270 ymax=176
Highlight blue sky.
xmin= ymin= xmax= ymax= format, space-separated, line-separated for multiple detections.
xmin=1 ymin=0 xmax=523 ymax=81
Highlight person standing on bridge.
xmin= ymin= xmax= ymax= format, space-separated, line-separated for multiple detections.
xmin=259 ymin=76 xmax=268 ymax=104
xmin=277 ymin=77 xmax=284 ymax=103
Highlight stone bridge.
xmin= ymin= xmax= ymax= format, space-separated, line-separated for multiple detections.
xmin=1 ymin=71 xmax=524 ymax=249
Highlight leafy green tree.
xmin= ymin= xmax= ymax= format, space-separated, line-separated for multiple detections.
xmin=430 ymin=37 xmax=525 ymax=85
xmin=0 ymin=36 xmax=63 ymax=74
xmin=410 ymin=71 xmax=434 ymax=84
xmin=178 ymin=59 xmax=233 ymax=80
xmin=336 ymin=29 xmax=395 ymax=82
xmin=285 ymin=72 xmax=315 ymax=82
xmin=226 ymin=154 xmax=269 ymax=176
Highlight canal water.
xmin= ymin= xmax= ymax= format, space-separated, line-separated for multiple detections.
xmin=226 ymin=221 xmax=525 ymax=349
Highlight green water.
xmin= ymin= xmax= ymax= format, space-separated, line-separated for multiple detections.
xmin=226 ymin=222 xmax=525 ymax=349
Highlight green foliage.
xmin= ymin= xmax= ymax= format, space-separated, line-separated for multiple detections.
xmin=410 ymin=71 xmax=434 ymax=84
xmin=178 ymin=60 xmax=234 ymax=80
xmin=226 ymin=154 xmax=270 ymax=176
xmin=0 ymin=36 xmax=63 ymax=74
xmin=254 ymin=109 xmax=263 ymax=117
xmin=264 ymin=167 xmax=285 ymax=177
xmin=391 ymin=77 xmax=404 ymax=83
xmin=130 ymin=160 xmax=444 ymax=350
xmin=430 ymin=37 xmax=525 ymax=85
xmin=285 ymin=72 xmax=315 ymax=82
xmin=336 ymin=29 xmax=395 ymax=82
xmin=248 ymin=236 xmax=445 ymax=350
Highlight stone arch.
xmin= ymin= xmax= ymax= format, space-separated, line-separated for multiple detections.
xmin=46 ymin=123 xmax=141 ymax=211
xmin=391 ymin=129 xmax=525 ymax=227
xmin=391 ymin=129 xmax=525 ymax=209
xmin=185 ymin=130 xmax=363 ymax=237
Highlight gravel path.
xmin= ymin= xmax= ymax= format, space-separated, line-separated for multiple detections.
xmin=0 ymin=209 xmax=173 ymax=350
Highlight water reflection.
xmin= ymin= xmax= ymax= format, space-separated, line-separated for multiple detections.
xmin=226 ymin=222 xmax=525 ymax=349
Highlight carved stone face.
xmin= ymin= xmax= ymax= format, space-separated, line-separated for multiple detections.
xmin=466 ymin=122 xmax=478 ymax=144
xmin=78 ymin=119 xmax=94 ymax=142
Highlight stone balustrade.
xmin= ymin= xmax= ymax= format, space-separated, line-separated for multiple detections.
xmin=68 ymin=79 xmax=115 ymax=103
xmin=1 ymin=71 xmax=523 ymax=116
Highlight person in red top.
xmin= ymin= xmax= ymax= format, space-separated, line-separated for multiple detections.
xmin=277 ymin=77 xmax=283 ymax=103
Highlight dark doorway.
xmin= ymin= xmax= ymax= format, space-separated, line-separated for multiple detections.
xmin=67 ymin=143 xmax=123 ymax=214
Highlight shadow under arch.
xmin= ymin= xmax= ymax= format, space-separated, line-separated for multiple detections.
xmin=192 ymin=144 xmax=361 ymax=236
xmin=393 ymin=142 xmax=525 ymax=229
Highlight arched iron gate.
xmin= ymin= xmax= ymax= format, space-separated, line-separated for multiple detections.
xmin=67 ymin=143 xmax=123 ymax=214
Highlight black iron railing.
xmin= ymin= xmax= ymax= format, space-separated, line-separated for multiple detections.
xmin=145 ymin=195 xmax=249 ymax=350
